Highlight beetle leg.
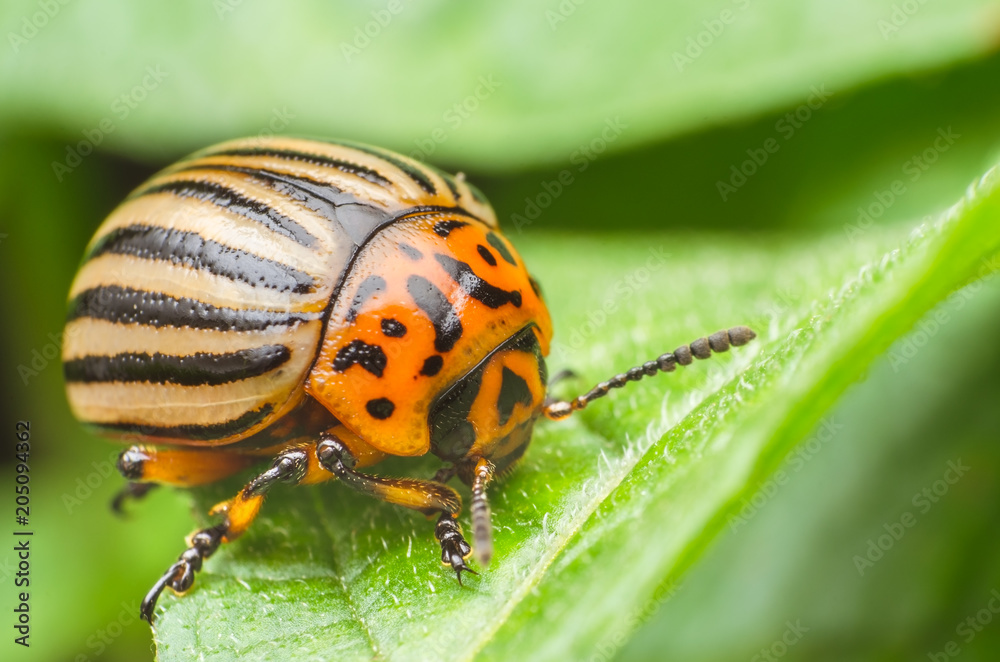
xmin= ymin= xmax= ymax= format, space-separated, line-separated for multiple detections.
xmin=110 ymin=481 xmax=158 ymax=515
xmin=117 ymin=444 xmax=256 ymax=486
xmin=315 ymin=432 xmax=476 ymax=582
xmin=140 ymin=446 xmax=309 ymax=623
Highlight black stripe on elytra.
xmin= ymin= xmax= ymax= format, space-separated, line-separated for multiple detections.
xmin=332 ymin=339 xmax=387 ymax=377
xmin=497 ymin=366 xmax=534 ymax=426
xmin=486 ymin=232 xmax=517 ymax=266
xmin=345 ymin=274 xmax=386 ymax=322
xmin=433 ymin=220 xmax=468 ymax=237
xmin=434 ymin=254 xmax=522 ymax=309
xmin=64 ymin=345 xmax=291 ymax=386
xmin=140 ymin=179 xmax=318 ymax=248
xmin=210 ymin=147 xmax=393 ymax=187
xmin=94 ymin=404 xmax=273 ymax=442
xmin=427 ymin=165 xmax=462 ymax=201
xmin=465 ymin=180 xmax=489 ymax=204
xmin=87 ymin=224 xmax=315 ymax=294
xmin=338 ymin=141 xmax=437 ymax=195
xmin=177 ymin=164 xmax=392 ymax=246
xmin=67 ymin=286 xmax=315 ymax=331
xmin=406 ymin=275 xmax=463 ymax=353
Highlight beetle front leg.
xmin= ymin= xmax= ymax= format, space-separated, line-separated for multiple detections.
xmin=113 ymin=444 xmax=256 ymax=515
xmin=315 ymin=432 xmax=476 ymax=582
xmin=140 ymin=446 xmax=310 ymax=623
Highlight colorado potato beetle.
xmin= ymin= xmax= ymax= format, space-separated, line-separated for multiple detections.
xmin=61 ymin=137 xmax=755 ymax=623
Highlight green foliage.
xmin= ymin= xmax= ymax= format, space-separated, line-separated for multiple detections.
xmin=147 ymin=170 xmax=1000 ymax=661
xmin=1 ymin=0 xmax=997 ymax=168
xmin=2 ymin=1 xmax=1000 ymax=661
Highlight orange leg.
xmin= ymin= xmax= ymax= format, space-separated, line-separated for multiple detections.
xmin=112 ymin=444 xmax=258 ymax=514
xmin=139 ymin=425 xmax=387 ymax=623
xmin=139 ymin=442 xmax=316 ymax=622
xmin=139 ymin=425 xmax=472 ymax=623
xmin=117 ymin=444 xmax=257 ymax=486
xmin=314 ymin=432 xmax=475 ymax=582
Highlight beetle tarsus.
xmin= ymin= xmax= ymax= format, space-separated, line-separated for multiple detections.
xmin=435 ymin=514 xmax=477 ymax=584
xmin=140 ymin=523 xmax=226 ymax=624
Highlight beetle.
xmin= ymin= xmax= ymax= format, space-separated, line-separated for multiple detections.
xmin=61 ymin=137 xmax=755 ymax=623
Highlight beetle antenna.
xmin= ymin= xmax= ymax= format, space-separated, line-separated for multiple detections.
xmin=470 ymin=459 xmax=495 ymax=567
xmin=543 ymin=326 xmax=756 ymax=420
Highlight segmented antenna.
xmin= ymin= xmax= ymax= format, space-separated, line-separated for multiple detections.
xmin=470 ymin=459 xmax=495 ymax=566
xmin=543 ymin=326 xmax=756 ymax=420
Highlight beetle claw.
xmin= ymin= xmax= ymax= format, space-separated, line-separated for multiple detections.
xmin=435 ymin=514 xmax=478 ymax=585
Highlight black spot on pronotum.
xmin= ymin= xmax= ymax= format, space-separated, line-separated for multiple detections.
xmin=476 ymin=244 xmax=497 ymax=266
xmin=406 ymin=275 xmax=463 ymax=352
xmin=346 ymin=275 xmax=386 ymax=322
xmin=433 ymin=220 xmax=469 ymax=237
xmin=381 ymin=318 xmax=407 ymax=337
xmin=420 ymin=355 xmax=444 ymax=377
xmin=399 ymin=242 xmax=423 ymax=260
xmin=366 ymin=398 xmax=395 ymax=419
xmin=528 ymin=276 xmax=543 ymax=298
xmin=486 ymin=232 xmax=517 ymax=266
xmin=496 ymin=367 xmax=534 ymax=426
xmin=332 ymin=340 xmax=388 ymax=377
xmin=434 ymin=254 xmax=522 ymax=309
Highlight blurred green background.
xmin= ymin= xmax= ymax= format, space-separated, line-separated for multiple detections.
xmin=2 ymin=1 xmax=1000 ymax=660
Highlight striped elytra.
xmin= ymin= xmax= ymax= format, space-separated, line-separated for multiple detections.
xmin=63 ymin=136 xmax=552 ymax=457
xmin=63 ymin=136 xmax=756 ymax=624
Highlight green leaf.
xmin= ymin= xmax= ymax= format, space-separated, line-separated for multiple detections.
xmin=619 ymin=258 xmax=1000 ymax=661
xmin=1 ymin=0 xmax=997 ymax=168
xmin=150 ymin=164 xmax=1000 ymax=660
